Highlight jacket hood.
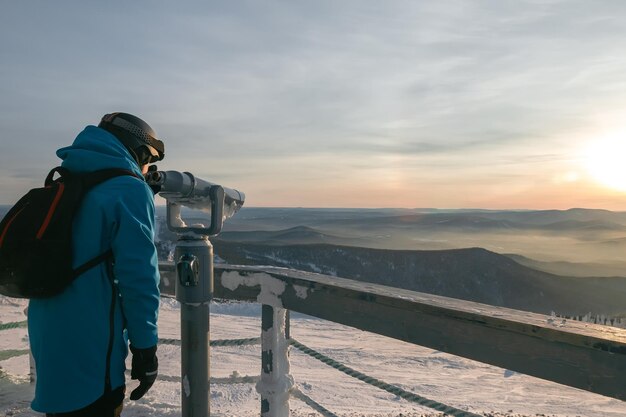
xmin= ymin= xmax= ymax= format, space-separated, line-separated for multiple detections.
xmin=57 ymin=125 xmax=143 ymax=176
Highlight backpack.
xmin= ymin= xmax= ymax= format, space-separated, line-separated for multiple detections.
xmin=0 ymin=167 xmax=138 ymax=298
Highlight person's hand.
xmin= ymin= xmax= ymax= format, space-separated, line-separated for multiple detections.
xmin=129 ymin=345 xmax=158 ymax=400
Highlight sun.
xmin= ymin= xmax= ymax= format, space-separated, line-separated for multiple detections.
xmin=584 ymin=133 xmax=626 ymax=191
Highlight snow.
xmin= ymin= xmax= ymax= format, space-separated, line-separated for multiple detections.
xmin=293 ymin=285 xmax=310 ymax=300
xmin=222 ymin=271 xmax=287 ymax=307
xmin=2 ymin=296 xmax=626 ymax=417
xmin=258 ymin=307 xmax=293 ymax=417
xmin=182 ymin=375 xmax=190 ymax=398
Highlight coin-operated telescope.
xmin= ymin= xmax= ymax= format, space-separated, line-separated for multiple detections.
xmin=145 ymin=169 xmax=245 ymax=235
xmin=145 ymin=169 xmax=245 ymax=417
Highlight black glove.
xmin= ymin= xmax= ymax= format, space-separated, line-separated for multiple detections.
xmin=129 ymin=345 xmax=158 ymax=400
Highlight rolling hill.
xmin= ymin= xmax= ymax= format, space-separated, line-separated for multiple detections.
xmin=210 ymin=240 xmax=626 ymax=316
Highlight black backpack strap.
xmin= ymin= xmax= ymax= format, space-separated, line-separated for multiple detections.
xmin=44 ymin=167 xmax=140 ymax=188
xmin=73 ymin=249 xmax=114 ymax=278
xmin=71 ymin=169 xmax=138 ymax=278
xmin=44 ymin=166 xmax=71 ymax=186
xmin=70 ymin=167 xmax=143 ymax=277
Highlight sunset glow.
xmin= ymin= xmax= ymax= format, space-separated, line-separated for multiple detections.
xmin=584 ymin=133 xmax=626 ymax=192
xmin=2 ymin=3 xmax=626 ymax=210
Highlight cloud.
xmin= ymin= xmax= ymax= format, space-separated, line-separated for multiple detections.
xmin=1 ymin=1 xmax=626 ymax=207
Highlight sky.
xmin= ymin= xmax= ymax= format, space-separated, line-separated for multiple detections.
xmin=1 ymin=1 xmax=626 ymax=210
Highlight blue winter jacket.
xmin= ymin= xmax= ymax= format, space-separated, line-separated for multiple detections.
xmin=28 ymin=126 xmax=160 ymax=413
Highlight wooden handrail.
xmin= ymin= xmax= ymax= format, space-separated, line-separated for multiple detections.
xmin=159 ymin=263 xmax=626 ymax=401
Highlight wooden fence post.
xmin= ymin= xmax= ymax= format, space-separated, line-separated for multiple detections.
xmin=258 ymin=304 xmax=294 ymax=417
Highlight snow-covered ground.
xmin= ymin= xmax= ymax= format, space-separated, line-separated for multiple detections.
xmin=1 ymin=296 xmax=625 ymax=417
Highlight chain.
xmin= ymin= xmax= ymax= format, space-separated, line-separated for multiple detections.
xmin=158 ymin=337 xmax=261 ymax=347
xmin=291 ymin=387 xmax=341 ymax=417
xmin=289 ymin=338 xmax=482 ymax=417
xmin=0 ymin=349 xmax=29 ymax=361
xmin=0 ymin=320 xmax=27 ymax=331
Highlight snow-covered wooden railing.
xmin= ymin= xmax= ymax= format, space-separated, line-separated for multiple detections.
xmin=2 ymin=262 xmax=626 ymax=414
xmin=161 ymin=264 xmax=626 ymax=414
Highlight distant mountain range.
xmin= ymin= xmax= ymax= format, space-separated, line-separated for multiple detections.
xmin=3 ymin=204 xmax=625 ymax=229
xmin=209 ymin=240 xmax=626 ymax=317
xmin=286 ymin=213 xmax=626 ymax=232
xmin=219 ymin=207 xmax=626 ymax=231
xmin=152 ymin=207 xmax=626 ymax=316
xmin=216 ymin=226 xmax=370 ymax=246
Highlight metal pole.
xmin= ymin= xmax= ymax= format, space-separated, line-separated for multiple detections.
xmin=175 ymin=236 xmax=213 ymax=417
xmin=155 ymin=172 xmax=245 ymax=416
xmin=258 ymin=305 xmax=294 ymax=417
xmin=180 ymin=303 xmax=209 ymax=416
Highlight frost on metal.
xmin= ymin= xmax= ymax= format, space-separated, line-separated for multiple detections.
xmin=171 ymin=195 xmax=241 ymax=222
xmin=258 ymin=306 xmax=294 ymax=417
xmin=221 ymin=271 xmax=287 ymax=307
xmin=183 ymin=374 xmax=191 ymax=398
xmin=168 ymin=204 xmax=187 ymax=229
xmin=220 ymin=272 xmax=295 ymax=416
xmin=293 ymin=284 xmax=310 ymax=300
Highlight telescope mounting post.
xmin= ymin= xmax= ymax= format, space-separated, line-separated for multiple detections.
xmin=147 ymin=169 xmax=245 ymax=417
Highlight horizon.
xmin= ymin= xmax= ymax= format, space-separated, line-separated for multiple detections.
xmin=2 ymin=2 xmax=626 ymax=210
xmin=2 ymin=202 xmax=626 ymax=213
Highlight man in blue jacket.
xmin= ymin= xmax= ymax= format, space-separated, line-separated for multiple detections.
xmin=28 ymin=113 xmax=164 ymax=416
